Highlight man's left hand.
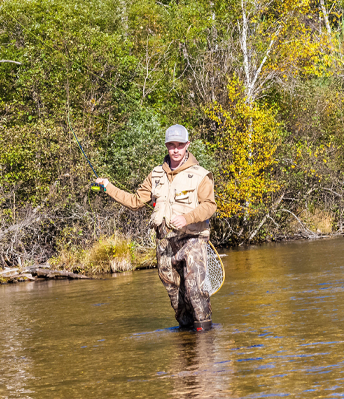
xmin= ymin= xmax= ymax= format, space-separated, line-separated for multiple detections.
xmin=171 ymin=215 xmax=187 ymax=229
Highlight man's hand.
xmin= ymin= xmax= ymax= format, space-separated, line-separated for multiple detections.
xmin=95 ymin=178 xmax=109 ymax=187
xmin=171 ymin=215 xmax=187 ymax=229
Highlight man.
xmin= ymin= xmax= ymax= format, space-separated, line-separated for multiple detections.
xmin=96 ymin=124 xmax=217 ymax=331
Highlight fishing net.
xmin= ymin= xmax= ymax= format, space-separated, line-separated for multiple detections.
xmin=203 ymin=241 xmax=225 ymax=296
xmin=158 ymin=227 xmax=225 ymax=297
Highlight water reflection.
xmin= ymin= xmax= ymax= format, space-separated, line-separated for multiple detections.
xmin=166 ymin=329 xmax=235 ymax=398
xmin=2 ymin=237 xmax=344 ymax=398
xmin=0 ymin=285 xmax=35 ymax=399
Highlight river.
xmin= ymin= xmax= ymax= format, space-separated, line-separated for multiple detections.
xmin=1 ymin=237 xmax=344 ymax=398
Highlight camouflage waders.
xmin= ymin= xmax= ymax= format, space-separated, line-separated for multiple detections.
xmin=156 ymin=221 xmax=212 ymax=327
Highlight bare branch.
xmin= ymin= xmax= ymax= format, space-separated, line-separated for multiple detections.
xmin=247 ymin=192 xmax=285 ymax=242
xmin=0 ymin=60 xmax=21 ymax=65
xmin=248 ymin=25 xmax=281 ymax=102
xmin=267 ymin=215 xmax=279 ymax=228
xmin=322 ymin=187 xmax=342 ymax=198
xmin=280 ymin=208 xmax=318 ymax=238
xmin=155 ymin=1 xmax=170 ymax=6
xmin=247 ymin=214 xmax=268 ymax=242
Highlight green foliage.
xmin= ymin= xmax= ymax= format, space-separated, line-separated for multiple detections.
xmin=275 ymin=77 xmax=344 ymax=198
xmin=2 ymin=0 xmax=344 ymax=264
xmin=0 ymin=120 xmax=87 ymax=204
xmin=102 ymin=109 xmax=166 ymax=189
xmin=188 ymin=139 xmax=218 ymax=172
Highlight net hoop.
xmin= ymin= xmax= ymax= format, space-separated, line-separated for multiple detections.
xmin=205 ymin=241 xmax=225 ymax=296
xmin=208 ymin=241 xmax=225 ymax=295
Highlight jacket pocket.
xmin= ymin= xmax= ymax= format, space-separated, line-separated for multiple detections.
xmin=174 ymin=189 xmax=195 ymax=205
xmin=152 ymin=174 xmax=165 ymax=198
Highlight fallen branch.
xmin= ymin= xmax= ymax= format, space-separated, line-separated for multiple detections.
xmin=29 ymin=267 xmax=91 ymax=279
xmin=0 ymin=266 xmax=91 ymax=283
xmin=0 ymin=267 xmax=20 ymax=276
xmin=0 ymin=213 xmax=42 ymax=241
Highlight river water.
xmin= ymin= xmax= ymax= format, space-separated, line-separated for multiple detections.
xmin=1 ymin=237 xmax=344 ymax=398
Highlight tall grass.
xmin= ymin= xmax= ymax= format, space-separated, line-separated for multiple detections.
xmin=50 ymin=233 xmax=156 ymax=274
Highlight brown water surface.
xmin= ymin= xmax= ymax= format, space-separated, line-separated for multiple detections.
xmin=1 ymin=237 xmax=344 ymax=398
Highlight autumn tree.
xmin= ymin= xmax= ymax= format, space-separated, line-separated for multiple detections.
xmin=206 ymin=77 xmax=281 ymax=219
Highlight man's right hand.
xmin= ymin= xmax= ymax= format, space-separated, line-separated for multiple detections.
xmin=171 ymin=215 xmax=187 ymax=229
xmin=95 ymin=178 xmax=110 ymax=188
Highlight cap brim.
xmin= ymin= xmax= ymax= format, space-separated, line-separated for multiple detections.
xmin=165 ymin=136 xmax=188 ymax=144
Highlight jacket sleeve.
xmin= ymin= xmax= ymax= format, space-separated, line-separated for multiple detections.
xmin=105 ymin=172 xmax=153 ymax=211
xmin=183 ymin=174 xmax=217 ymax=224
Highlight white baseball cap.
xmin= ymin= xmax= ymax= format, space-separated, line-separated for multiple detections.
xmin=165 ymin=124 xmax=189 ymax=143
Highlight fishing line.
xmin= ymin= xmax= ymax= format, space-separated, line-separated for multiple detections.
xmin=66 ymin=113 xmax=105 ymax=192
xmin=67 ymin=114 xmax=98 ymax=179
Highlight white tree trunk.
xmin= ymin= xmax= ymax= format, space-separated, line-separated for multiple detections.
xmin=320 ymin=0 xmax=332 ymax=37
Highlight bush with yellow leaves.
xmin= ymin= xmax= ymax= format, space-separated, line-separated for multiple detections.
xmin=205 ymin=76 xmax=281 ymax=219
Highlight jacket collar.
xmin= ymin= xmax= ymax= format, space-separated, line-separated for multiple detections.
xmin=162 ymin=152 xmax=199 ymax=176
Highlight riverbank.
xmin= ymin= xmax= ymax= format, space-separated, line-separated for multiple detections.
xmin=0 ymin=233 xmax=157 ymax=284
xmin=1 ymin=231 xmax=341 ymax=285
xmin=0 ymin=262 xmax=154 ymax=284
xmin=0 ymin=258 xmax=156 ymax=285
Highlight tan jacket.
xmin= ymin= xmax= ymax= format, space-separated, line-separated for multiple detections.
xmin=150 ymin=163 xmax=211 ymax=235
xmin=105 ymin=153 xmax=217 ymax=225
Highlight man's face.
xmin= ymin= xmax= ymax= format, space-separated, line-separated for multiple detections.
xmin=166 ymin=141 xmax=190 ymax=164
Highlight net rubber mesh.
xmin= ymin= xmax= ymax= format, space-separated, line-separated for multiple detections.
xmin=203 ymin=242 xmax=225 ymax=296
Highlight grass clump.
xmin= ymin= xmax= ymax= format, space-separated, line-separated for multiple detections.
xmin=134 ymin=247 xmax=157 ymax=269
xmin=50 ymin=233 xmax=158 ymax=274
xmin=84 ymin=235 xmax=133 ymax=273
xmin=51 ymin=234 xmax=137 ymax=274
